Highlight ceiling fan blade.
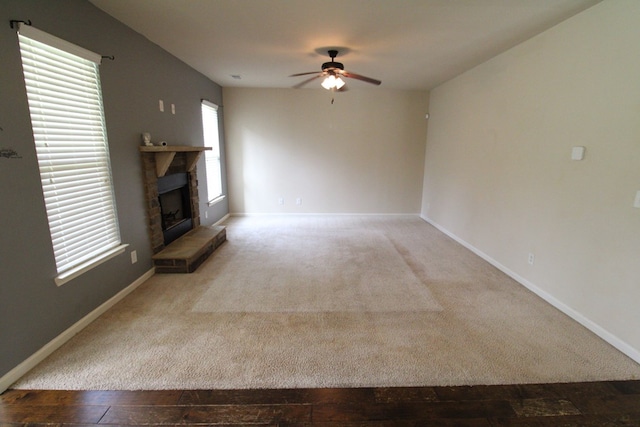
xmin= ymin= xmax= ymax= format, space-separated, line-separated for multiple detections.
xmin=342 ymin=71 xmax=381 ymax=86
xmin=292 ymin=74 xmax=322 ymax=89
xmin=289 ymin=71 xmax=322 ymax=77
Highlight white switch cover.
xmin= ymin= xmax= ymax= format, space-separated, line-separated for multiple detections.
xmin=296 ymin=198 xmax=302 ymax=206
xmin=571 ymin=146 xmax=585 ymax=160
xmin=171 ymin=103 xmax=176 ymax=114
xmin=131 ymin=250 xmax=137 ymax=264
xmin=159 ymin=99 xmax=164 ymax=112
xmin=634 ymin=190 xmax=640 ymax=208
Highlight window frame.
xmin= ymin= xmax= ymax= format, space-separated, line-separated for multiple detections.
xmin=201 ymin=100 xmax=225 ymax=205
xmin=17 ymin=23 xmax=127 ymax=286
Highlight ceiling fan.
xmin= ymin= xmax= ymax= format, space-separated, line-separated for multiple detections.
xmin=290 ymin=49 xmax=382 ymax=91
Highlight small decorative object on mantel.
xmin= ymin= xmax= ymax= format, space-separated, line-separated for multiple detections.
xmin=155 ymin=141 xmax=168 ymax=147
xmin=141 ymin=132 xmax=152 ymax=146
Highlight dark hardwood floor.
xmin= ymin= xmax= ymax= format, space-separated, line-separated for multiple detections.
xmin=2 ymin=380 xmax=640 ymax=426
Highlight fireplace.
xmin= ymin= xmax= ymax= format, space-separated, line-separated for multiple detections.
xmin=140 ymin=145 xmax=226 ymax=273
xmin=158 ymin=173 xmax=193 ymax=245
xmin=140 ymin=146 xmax=208 ymax=254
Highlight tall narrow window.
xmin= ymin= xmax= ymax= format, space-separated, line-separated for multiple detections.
xmin=201 ymin=100 xmax=223 ymax=203
xmin=18 ymin=24 xmax=125 ymax=285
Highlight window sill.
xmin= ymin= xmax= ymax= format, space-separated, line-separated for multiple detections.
xmin=207 ymin=194 xmax=226 ymax=207
xmin=55 ymin=244 xmax=129 ymax=287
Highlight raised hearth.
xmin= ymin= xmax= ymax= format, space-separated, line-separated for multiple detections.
xmin=152 ymin=225 xmax=226 ymax=273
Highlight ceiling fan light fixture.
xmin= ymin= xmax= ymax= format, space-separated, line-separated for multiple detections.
xmin=321 ymin=75 xmax=345 ymax=90
xmin=321 ymin=75 xmax=336 ymax=90
xmin=291 ymin=49 xmax=381 ymax=90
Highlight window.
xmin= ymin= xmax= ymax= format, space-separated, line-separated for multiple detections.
xmin=201 ymin=100 xmax=223 ymax=203
xmin=18 ymin=24 xmax=125 ymax=286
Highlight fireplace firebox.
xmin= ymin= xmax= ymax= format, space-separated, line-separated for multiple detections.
xmin=157 ymin=172 xmax=193 ymax=245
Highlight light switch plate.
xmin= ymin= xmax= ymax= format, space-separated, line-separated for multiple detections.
xmin=571 ymin=146 xmax=585 ymax=161
xmin=634 ymin=190 xmax=640 ymax=208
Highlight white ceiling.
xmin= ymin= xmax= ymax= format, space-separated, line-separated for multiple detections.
xmin=90 ymin=0 xmax=601 ymax=90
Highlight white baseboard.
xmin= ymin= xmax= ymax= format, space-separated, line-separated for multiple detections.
xmin=0 ymin=268 xmax=155 ymax=393
xmin=420 ymin=214 xmax=640 ymax=365
xmin=213 ymin=213 xmax=230 ymax=225
xmin=228 ymin=212 xmax=421 ymax=217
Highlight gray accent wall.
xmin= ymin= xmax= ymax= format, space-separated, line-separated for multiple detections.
xmin=0 ymin=0 xmax=227 ymax=379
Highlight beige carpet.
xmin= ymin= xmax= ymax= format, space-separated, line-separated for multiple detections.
xmin=13 ymin=215 xmax=640 ymax=390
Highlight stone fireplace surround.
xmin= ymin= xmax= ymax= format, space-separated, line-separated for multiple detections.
xmin=139 ymin=145 xmax=226 ymax=273
xmin=140 ymin=147 xmax=202 ymax=254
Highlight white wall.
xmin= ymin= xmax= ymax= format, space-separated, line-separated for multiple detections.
xmin=422 ymin=0 xmax=640 ymax=360
xmin=223 ymin=88 xmax=428 ymax=214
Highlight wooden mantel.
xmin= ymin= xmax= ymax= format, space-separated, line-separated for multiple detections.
xmin=139 ymin=145 xmax=211 ymax=177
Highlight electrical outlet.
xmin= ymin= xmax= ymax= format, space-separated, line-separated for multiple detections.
xmin=278 ymin=197 xmax=284 ymax=205
xmin=205 ymin=211 xmax=208 ymax=219
xmin=171 ymin=103 xmax=176 ymax=115
xmin=528 ymin=253 xmax=535 ymax=265
xmin=296 ymin=197 xmax=302 ymax=206
xmin=634 ymin=190 xmax=640 ymax=208
xmin=131 ymin=250 xmax=137 ymax=264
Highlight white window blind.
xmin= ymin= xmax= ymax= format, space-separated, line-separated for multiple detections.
xmin=201 ymin=100 xmax=223 ymax=202
xmin=18 ymin=24 xmax=124 ymax=284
